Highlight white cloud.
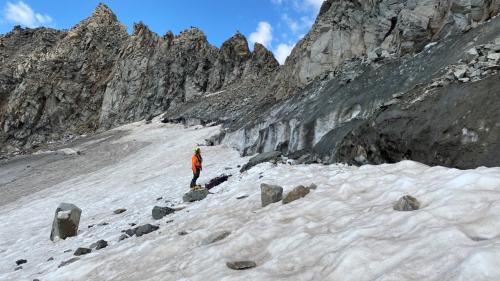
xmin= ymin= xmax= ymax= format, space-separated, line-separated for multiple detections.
xmin=271 ymin=0 xmax=324 ymax=13
xmin=4 ymin=1 xmax=53 ymax=28
xmin=304 ymin=0 xmax=324 ymax=11
xmin=281 ymin=13 xmax=315 ymax=34
xmin=249 ymin=21 xmax=273 ymax=48
xmin=274 ymin=43 xmax=295 ymax=65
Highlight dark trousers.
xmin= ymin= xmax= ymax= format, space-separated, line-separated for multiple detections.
xmin=190 ymin=169 xmax=200 ymax=187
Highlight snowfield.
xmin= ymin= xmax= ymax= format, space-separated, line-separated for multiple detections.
xmin=1 ymin=120 xmax=500 ymax=281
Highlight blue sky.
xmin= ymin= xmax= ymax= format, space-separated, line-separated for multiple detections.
xmin=0 ymin=0 xmax=323 ymax=63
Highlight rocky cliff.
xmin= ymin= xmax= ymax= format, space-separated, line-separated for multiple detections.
xmin=1 ymin=1 xmax=500 ymax=169
xmin=0 ymin=3 xmax=279 ymax=153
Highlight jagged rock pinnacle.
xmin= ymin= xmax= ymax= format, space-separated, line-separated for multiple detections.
xmin=91 ymin=3 xmax=118 ymax=22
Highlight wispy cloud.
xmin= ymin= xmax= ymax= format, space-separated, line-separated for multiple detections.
xmin=249 ymin=21 xmax=273 ymax=48
xmin=272 ymin=0 xmax=324 ymax=13
xmin=3 ymin=1 xmax=53 ymax=28
xmin=275 ymin=42 xmax=295 ymax=64
xmin=303 ymin=0 xmax=324 ymax=11
xmin=269 ymin=0 xmax=323 ymax=64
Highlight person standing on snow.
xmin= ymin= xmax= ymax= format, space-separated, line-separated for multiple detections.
xmin=190 ymin=147 xmax=203 ymax=188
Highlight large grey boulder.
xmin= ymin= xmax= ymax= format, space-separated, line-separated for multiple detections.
xmin=240 ymin=151 xmax=282 ymax=172
xmin=183 ymin=188 xmax=209 ymax=202
xmin=260 ymin=183 xmax=283 ymax=207
xmin=50 ymin=203 xmax=82 ymax=241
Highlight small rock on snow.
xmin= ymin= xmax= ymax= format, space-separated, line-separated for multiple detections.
xmin=118 ymin=234 xmax=129 ymax=241
xmin=135 ymin=224 xmax=160 ymax=237
xmin=183 ymin=188 xmax=209 ymax=202
xmin=74 ymin=247 xmax=92 ymax=256
xmin=15 ymin=259 xmax=27 ymax=265
xmin=226 ymin=261 xmax=257 ymax=270
xmin=90 ymin=239 xmax=108 ymax=250
xmin=152 ymin=206 xmax=175 ymax=220
xmin=282 ymin=185 xmax=310 ymax=204
xmin=393 ymin=195 xmax=420 ymax=211
xmin=113 ymin=208 xmax=127 ymax=214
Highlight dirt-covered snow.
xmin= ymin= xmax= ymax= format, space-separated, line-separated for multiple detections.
xmin=1 ymin=119 xmax=500 ymax=281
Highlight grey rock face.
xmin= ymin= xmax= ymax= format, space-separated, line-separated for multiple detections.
xmin=152 ymin=206 xmax=175 ymax=220
xmin=273 ymin=0 xmax=500 ymax=100
xmin=183 ymin=188 xmax=209 ymax=202
xmin=226 ymin=260 xmax=257 ymax=270
xmin=260 ymin=183 xmax=283 ymax=207
xmin=1 ymin=4 xmax=128 ymax=152
xmin=393 ymin=195 xmax=420 ymax=211
xmin=50 ymin=203 xmax=82 ymax=241
xmin=225 ymin=15 xmax=500 ymax=169
xmin=201 ymin=230 xmax=231 ymax=245
xmin=240 ymin=151 xmax=282 ymax=172
xmin=0 ymin=3 xmax=278 ymax=154
xmin=282 ymin=185 xmax=310 ymax=204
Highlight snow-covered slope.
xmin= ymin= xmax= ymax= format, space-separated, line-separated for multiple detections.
xmin=1 ymin=120 xmax=500 ymax=281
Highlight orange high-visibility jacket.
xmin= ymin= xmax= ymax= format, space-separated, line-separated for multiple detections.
xmin=192 ymin=154 xmax=202 ymax=173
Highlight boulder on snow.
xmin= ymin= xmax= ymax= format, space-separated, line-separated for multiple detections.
xmin=118 ymin=234 xmax=129 ymax=241
xmin=240 ymin=151 xmax=282 ymax=172
xmin=201 ymin=230 xmax=231 ymax=245
xmin=113 ymin=208 xmax=126 ymax=214
xmin=89 ymin=239 xmax=108 ymax=250
xmin=50 ymin=203 xmax=82 ymax=241
xmin=124 ymin=224 xmax=160 ymax=237
xmin=204 ymin=174 xmax=231 ymax=190
xmin=282 ymin=185 xmax=310 ymax=204
xmin=183 ymin=188 xmax=209 ymax=202
xmin=15 ymin=259 xmax=27 ymax=265
xmin=226 ymin=260 xmax=257 ymax=270
xmin=393 ymin=195 xmax=420 ymax=211
xmin=74 ymin=247 xmax=91 ymax=256
xmin=152 ymin=206 xmax=175 ymax=220
xmin=261 ymin=183 xmax=283 ymax=207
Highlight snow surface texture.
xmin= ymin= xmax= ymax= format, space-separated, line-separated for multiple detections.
xmin=1 ymin=119 xmax=500 ymax=280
